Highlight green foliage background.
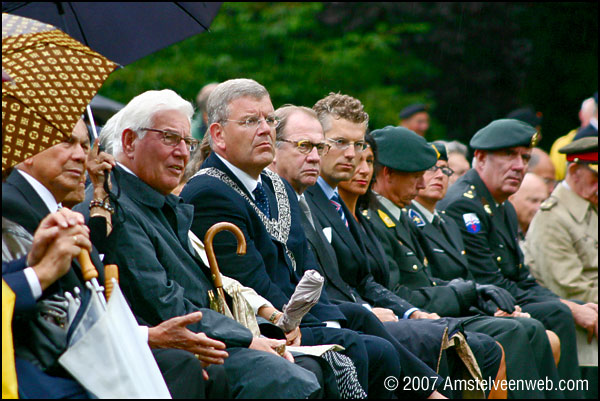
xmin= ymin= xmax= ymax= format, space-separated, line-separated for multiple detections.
xmin=99 ymin=2 xmax=598 ymax=151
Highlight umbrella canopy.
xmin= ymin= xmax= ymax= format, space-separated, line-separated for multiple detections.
xmin=2 ymin=13 xmax=117 ymax=173
xmin=2 ymin=2 xmax=222 ymax=66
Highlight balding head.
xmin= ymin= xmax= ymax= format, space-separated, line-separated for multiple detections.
xmin=528 ymin=147 xmax=556 ymax=193
xmin=580 ymin=97 xmax=597 ymax=128
xmin=509 ymin=173 xmax=549 ymax=234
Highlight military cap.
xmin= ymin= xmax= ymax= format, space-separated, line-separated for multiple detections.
xmin=506 ymin=107 xmax=542 ymax=128
xmin=559 ymin=136 xmax=598 ymax=172
xmin=429 ymin=141 xmax=448 ymax=161
xmin=398 ymin=103 xmax=428 ymax=120
xmin=470 ymin=119 xmax=539 ymax=151
xmin=372 ymin=126 xmax=437 ymax=172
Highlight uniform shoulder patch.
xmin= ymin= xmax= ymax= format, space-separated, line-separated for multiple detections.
xmin=377 ymin=209 xmax=396 ymax=228
xmin=462 ymin=213 xmax=481 ymax=233
xmin=540 ymin=197 xmax=558 ymax=211
xmin=408 ymin=208 xmax=426 ymax=227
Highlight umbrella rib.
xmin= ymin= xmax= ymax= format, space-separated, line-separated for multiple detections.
xmin=174 ymin=2 xmax=210 ymax=31
xmin=65 ymin=2 xmax=89 ymax=46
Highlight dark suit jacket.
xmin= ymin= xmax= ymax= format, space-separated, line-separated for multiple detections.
xmin=408 ymin=204 xmax=474 ymax=282
xmin=298 ymin=199 xmax=365 ymax=305
xmin=180 ymin=153 xmax=345 ymax=327
xmin=304 ymin=183 xmax=416 ymax=317
xmin=438 ymin=169 xmax=558 ymax=304
xmin=2 ymin=169 xmax=104 ymax=297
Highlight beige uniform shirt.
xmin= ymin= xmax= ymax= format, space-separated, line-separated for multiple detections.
xmin=524 ymin=183 xmax=598 ymax=303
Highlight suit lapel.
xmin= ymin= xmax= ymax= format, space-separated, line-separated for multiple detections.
xmin=305 ymin=185 xmax=365 ymax=263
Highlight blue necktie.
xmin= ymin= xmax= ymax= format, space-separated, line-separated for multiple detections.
xmin=330 ymin=192 xmax=349 ymax=228
xmin=253 ymin=182 xmax=271 ymax=218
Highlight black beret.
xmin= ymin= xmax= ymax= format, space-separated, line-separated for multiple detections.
xmin=506 ymin=107 xmax=542 ymax=127
xmin=429 ymin=141 xmax=448 ymax=161
xmin=470 ymin=119 xmax=539 ymax=151
xmin=371 ymin=126 xmax=437 ymax=172
xmin=399 ymin=103 xmax=428 ymax=120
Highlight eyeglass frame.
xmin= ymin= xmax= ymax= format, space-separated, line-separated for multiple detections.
xmin=326 ymin=137 xmax=368 ymax=152
xmin=223 ymin=115 xmax=281 ymax=129
xmin=277 ymin=138 xmax=331 ymax=156
xmin=139 ymin=128 xmax=199 ymax=152
xmin=427 ymin=164 xmax=454 ymax=177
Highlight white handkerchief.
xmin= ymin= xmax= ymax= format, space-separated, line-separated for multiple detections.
xmin=322 ymin=227 xmax=332 ymax=243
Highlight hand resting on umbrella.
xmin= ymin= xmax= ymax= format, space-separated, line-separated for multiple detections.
xmin=27 ymin=208 xmax=92 ymax=291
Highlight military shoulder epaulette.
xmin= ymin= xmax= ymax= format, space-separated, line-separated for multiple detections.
xmin=377 ymin=209 xmax=396 ymax=228
xmin=462 ymin=184 xmax=477 ymax=199
xmin=540 ymin=197 xmax=558 ymax=211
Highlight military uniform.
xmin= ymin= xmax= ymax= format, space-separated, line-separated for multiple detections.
xmin=524 ymin=183 xmax=598 ymax=304
xmin=438 ymin=119 xmax=583 ymax=396
xmin=523 ymin=137 xmax=598 ymax=368
xmin=366 ymin=127 xmax=566 ymax=398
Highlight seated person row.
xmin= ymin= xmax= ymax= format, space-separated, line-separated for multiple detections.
xmin=178 ymin=79 xmax=448 ymax=398
xmin=267 ymin=93 xmax=506 ymax=398
xmin=438 ymin=119 xmax=597 ymax=396
xmin=343 ymin=130 xmax=562 ymax=398
xmin=1 ymin=121 xmax=233 ymax=398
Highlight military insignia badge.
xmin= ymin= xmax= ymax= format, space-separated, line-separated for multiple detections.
xmin=484 ymin=204 xmax=493 ymax=215
xmin=530 ymin=131 xmax=540 ymax=147
xmin=463 ymin=213 xmax=481 ymax=233
xmin=408 ymin=209 xmax=426 ymax=227
xmin=377 ymin=209 xmax=396 ymax=228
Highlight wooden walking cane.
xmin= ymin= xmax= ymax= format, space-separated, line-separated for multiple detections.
xmin=204 ymin=222 xmax=246 ymax=315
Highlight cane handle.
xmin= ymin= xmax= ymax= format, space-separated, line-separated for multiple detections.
xmin=204 ymin=222 xmax=247 ymax=289
xmin=78 ymin=250 xmax=97 ymax=282
xmin=104 ymin=264 xmax=119 ymax=300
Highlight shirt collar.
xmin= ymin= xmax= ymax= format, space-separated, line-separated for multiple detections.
xmin=216 ymin=153 xmax=262 ymax=200
xmin=374 ymin=192 xmax=402 ymax=221
xmin=411 ymin=200 xmax=438 ymax=223
xmin=117 ymin=161 xmax=137 ymax=177
xmin=17 ymin=169 xmax=60 ymax=212
xmin=317 ymin=176 xmax=338 ymax=200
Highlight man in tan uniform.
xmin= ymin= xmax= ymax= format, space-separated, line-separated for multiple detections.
xmin=524 ymin=136 xmax=598 ymax=370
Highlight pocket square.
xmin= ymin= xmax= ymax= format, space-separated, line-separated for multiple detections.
xmin=322 ymin=227 xmax=332 ymax=243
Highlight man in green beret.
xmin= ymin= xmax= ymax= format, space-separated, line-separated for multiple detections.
xmin=438 ymin=119 xmax=587 ymax=396
xmin=367 ymin=128 xmax=565 ymax=398
xmin=523 ymin=137 xmax=598 ymax=377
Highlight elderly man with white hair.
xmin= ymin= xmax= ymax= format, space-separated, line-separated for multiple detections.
xmin=88 ymin=89 xmax=324 ymax=398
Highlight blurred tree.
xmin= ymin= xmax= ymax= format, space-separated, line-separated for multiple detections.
xmin=99 ymin=2 xmax=597 ymax=150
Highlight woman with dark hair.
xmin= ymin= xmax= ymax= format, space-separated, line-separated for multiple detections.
xmin=338 ymin=133 xmax=403 ymax=292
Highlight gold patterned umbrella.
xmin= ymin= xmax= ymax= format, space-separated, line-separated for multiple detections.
xmin=2 ymin=13 xmax=118 ymax=173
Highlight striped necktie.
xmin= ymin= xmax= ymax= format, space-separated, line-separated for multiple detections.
xmin=330 ymin=192 xmax=349 ymax=228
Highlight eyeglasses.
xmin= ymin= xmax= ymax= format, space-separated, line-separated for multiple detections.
xmin=278 ymin=139 xmax=331 ymax=156
xmin=140 ymin=128 xmax=199 ymax=152
xmin=224 ymin=116 xmax=281 ymax=129
xmin=427 ymin=165 xmax=454 ymax=177
xmin=326 ymin=138 xmax=368 ymax=152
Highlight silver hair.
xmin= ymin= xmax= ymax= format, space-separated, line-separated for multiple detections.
xmin=205 ymin=78 xmax=269 ymax=150
xmin=99 ymin=89 xmax=194 ymax=156
xmin=439 ymin=140 xmax=469 ymax=157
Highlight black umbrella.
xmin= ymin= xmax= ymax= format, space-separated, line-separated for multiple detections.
xmin=2 ymin=2 xmax=222 ymax=66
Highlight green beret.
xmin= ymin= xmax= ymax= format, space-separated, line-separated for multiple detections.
xmin=371 ymin=126 xmax=437 ymax=172
xmin=470 ymin=119 xmax=539 ymax=151
xmin=429 ymin=141 xmax=448 ymax=161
